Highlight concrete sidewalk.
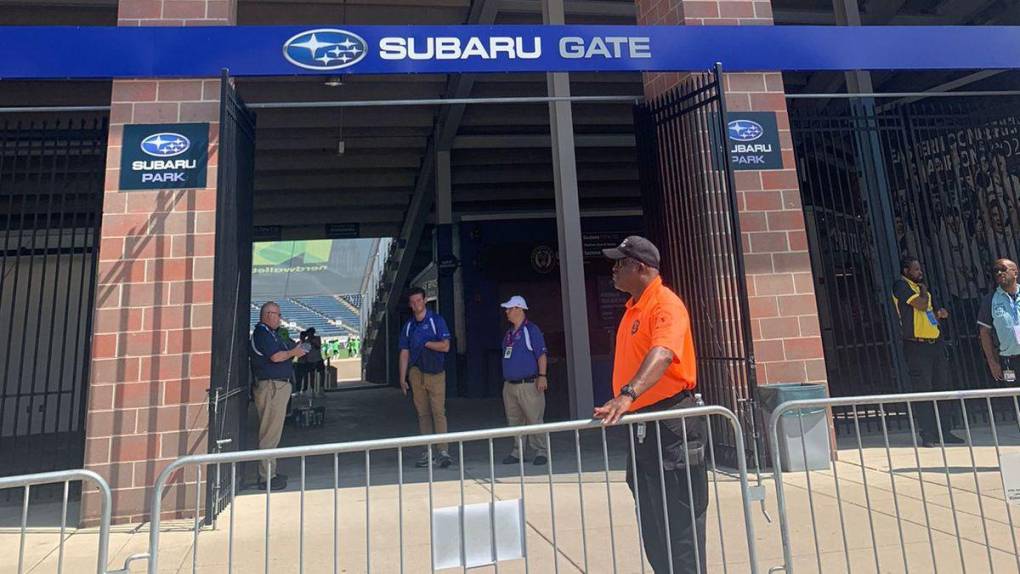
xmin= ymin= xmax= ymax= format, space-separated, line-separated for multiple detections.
xmin=4 ymin=387 xmax=1020 ymax=573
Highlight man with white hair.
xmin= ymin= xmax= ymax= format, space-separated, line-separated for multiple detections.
xmin=499 ymin=295 xmax=549 ymax=466
xmin=250 ymin=301 xmax=307 ymax=490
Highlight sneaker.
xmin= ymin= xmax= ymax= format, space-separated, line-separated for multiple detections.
xmin=257 ymin=476 xmax=287 ymax=491
xmin=502 ymin=455 xmax=520 ymax=465
xmin=942 ymin=433 xmax=966 ymax=445
xmin=415 ymin=452 xmax=433 ymax=468
xmin=437 ymin=451 xmax=453 ymax=468
xmin=533 ymin=455 xmax=548 ymax=466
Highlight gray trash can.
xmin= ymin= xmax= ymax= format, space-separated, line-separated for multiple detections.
xmin=757 ymin=383 xmax=830 ymax=472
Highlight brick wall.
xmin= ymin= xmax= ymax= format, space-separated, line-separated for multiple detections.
xmin=635 ymin=0 xmax=828 ymax=387
xmin=83 ymin=0 xmax=233 ymax=524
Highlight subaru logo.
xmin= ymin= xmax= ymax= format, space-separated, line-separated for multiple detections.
xmin=283 ymin=29 xmax=368 ymax=71
xmin=728 ymin=120 xmax=764 ymax=142
xmin=140 ymin=133 xmax=191 ymax=158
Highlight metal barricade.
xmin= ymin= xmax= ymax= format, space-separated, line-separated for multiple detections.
xmin=131 ymin=405 xmax=759 ymax=573
xmin=0 ymin=469 xmax=112 ymax=574
xmin=768 ymin=387 xmax=1020 ymax=574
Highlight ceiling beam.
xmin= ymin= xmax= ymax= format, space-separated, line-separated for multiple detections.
xmin=452 ymin=133 xmax=635 ymax=149
xmin=255 ymin=171 xmax=418 ymax=191
xmin=255 ymin=208 xmax=407 ymax=225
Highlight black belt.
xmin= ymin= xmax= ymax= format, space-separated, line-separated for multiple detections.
xmin=506 ymin=378 xmax=536 ymax=384
xmin=903 ymin=337 xmax=939 ymax=344
xmin=636 ymin=389 xmax=695 ymax=412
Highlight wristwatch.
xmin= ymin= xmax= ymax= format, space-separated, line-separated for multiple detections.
xmin=619 ymin=384 xmax=638 ymax=400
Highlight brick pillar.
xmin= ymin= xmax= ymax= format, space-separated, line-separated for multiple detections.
xmin=635 ymin=0 xmax=828 ymax=387
xmin=83 ymin=0 xmax=234 ymax=525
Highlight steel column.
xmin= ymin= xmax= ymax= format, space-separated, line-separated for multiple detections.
xmin=543 ymin=0 xmax=594 ymax=418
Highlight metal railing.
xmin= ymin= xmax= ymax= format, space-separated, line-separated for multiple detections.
xmin=0 ymin=469 xmax=112 ymax=574
xmin=768 ymin=387 xmax=1020 ymax=574
xmin=132 ymin=405 xmax=759 ymax=573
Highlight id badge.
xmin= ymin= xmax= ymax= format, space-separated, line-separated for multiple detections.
xmin=1006 ymin=370 xmax=1017 ymax=384
xmin=503 ymin=346 xmax=513 ymax=359
xmin=926 ymin=310 xmax=939 ymax=326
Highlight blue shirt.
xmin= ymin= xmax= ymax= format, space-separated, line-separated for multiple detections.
xmin=501 ymin=321 xmax=547 ymax=381
xmin=250 ymin=322 xmax=295 ymax=381
xmin=399 ymin=310 xmax=451 ymax=374
xmin=978 ymin=287 xmax=1020 ymax=357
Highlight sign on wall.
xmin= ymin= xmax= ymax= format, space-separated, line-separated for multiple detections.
xmin=711 ymin=112 xmax=784 ymax=171
xmin=119 ymin=123 xmax=209 ymax=191
xmin=725 ymin=112 xmax=783 ymax=171
xmin=4 ymin=26 xmax=1020 ymax=79
xmin=325 ymin=223 xmax=360 ymax=239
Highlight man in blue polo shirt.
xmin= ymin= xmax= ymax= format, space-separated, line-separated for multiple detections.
xmin=250 ymin=301 xmax=307 ymax=490
xmin=978 ymin=258 xmax=1020 ymax=383
xmin=499 ymin=296 xmax=549 ymax=466
xmin=398 ymin=287 xmax=453 ymax=468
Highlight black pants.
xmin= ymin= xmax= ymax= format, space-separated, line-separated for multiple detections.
xmin=902 ymin=340 xmax=954 ymax=440
xmin=626 ymin=393 xmax=709 ymax=574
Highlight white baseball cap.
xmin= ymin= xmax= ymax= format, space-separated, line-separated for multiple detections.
xmin=500 ymin=295 xmax=528 ymax=310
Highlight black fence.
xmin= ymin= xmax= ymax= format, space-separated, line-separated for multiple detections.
xmin=792 ymin=96 xmax=1020 ymax=434
xmin=0 ymin=115 xmax=107 ymax=480
xmin=206 ymin=74 xmax=256 ymax=521
xmin=634 ymin=67 xmax=760 ymax=467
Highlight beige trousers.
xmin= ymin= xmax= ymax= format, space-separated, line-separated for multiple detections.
xmin=409 ymin=367 xmax=448 ymax=452
xmin=254 ymin=379 xmax=291 ymax=479
xmin=503 ymin=381 xmax=548 ymax=457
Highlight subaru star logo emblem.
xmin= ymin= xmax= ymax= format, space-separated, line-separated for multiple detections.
xmin=283 ymin=29 xmax=368 ymax=71
xmin=728 ymin=119 xmax=764 ymax=142
xmin=140 ymin=133 xmax=191 ymax=158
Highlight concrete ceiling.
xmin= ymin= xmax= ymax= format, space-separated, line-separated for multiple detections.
xmin=235 ymin=0 xmax=643 ymax=237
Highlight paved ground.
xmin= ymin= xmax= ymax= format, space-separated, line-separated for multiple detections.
xmin=4 ymin=387 xmax=1020 ymax=573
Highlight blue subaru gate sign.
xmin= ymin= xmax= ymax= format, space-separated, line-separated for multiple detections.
xmin=120 ymin=123 xmax=209 ymax=191
xmin=2 ymin=25 xmax=1020 ymax=79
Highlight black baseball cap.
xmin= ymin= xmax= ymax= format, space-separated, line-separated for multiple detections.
xmin=603 ymin=235 xmax=660 ymax=269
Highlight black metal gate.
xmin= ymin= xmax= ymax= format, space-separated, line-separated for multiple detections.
xmin=206 ymin=73 xmax=256 ymax=521
xmin=634 ymin=66 xmax=760 ymax=466
xmin=792 ymin=96 xmax=1020 ymax=433
xmin=0 ymin=114 xmax=107 ymax=480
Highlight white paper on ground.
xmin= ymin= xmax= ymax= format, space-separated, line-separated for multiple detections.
xmin=432 ymin=498 xmax=525 ymax=569
xmin=1000 ymin=452 xmax=1020 ymax=505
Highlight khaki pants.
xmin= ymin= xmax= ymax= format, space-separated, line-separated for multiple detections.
xmin=503 ymin=381 xmax=547 ymax=457
xmin=254 ymin=379 xmax=292 ymax=480
xmin=409 ymin=367 xmax=448 ymax=452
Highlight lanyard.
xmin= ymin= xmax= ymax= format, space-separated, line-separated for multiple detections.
xmin=256 ymin=323 xmax=282 ymax=352
xmin=504 ymin=322 xmax=527 ymax=347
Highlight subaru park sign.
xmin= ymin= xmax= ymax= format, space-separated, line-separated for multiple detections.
xmin=3 ymin=26 xmax=1020 ymax=78
xmin=709 ymin=112 xmax=783 ymax=171
xmin=120 ymin=123 xmax=209 ymax=191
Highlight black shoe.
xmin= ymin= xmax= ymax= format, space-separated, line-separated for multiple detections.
xmin=437 ymin=451 xmax=453 ymax=468
xmin=415 ymin=452 xmax=433 ymax=468
xmin=942 ymin=433 xmax=966 ymax=445
xmin=533 ymin=455 xmax=548 ymax=466
xmin=921 ymin=438 xmax=937 ymax=448
xmin=257 ymin=476 xmax=287 ymax=490
xmin=502 ymin=455 xmax=520 ymax=465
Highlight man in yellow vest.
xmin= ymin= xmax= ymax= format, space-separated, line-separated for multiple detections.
xmin=892 ymin=256 xmax=964 ymax=447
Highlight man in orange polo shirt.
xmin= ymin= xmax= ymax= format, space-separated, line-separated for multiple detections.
xmin=594 ymin=235 xmax=707 ymax=574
